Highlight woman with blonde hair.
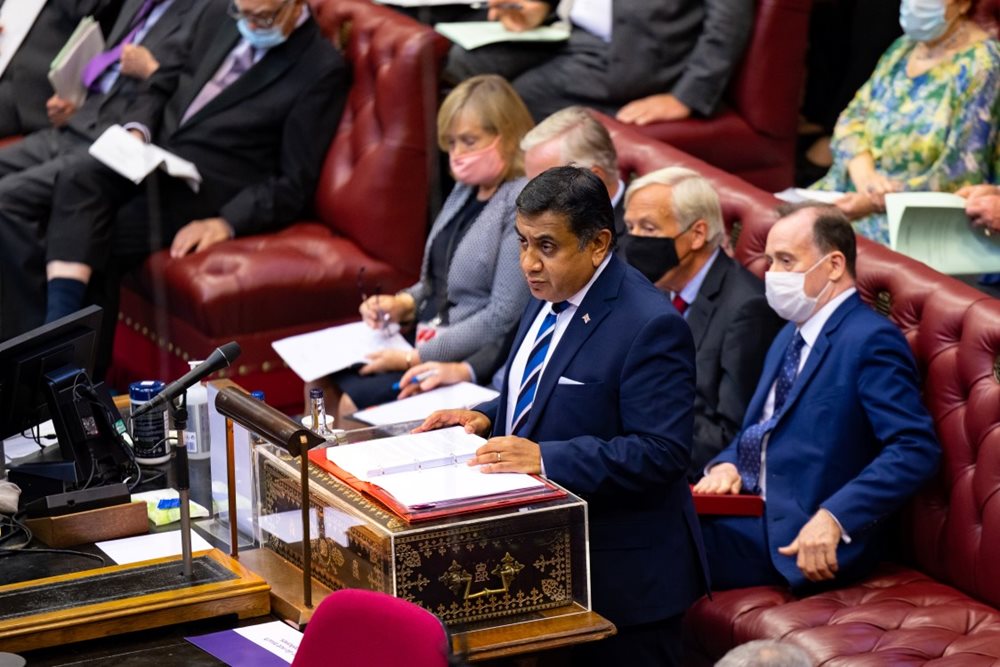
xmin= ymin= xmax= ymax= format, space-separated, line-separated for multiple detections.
xmin=320 ymin=75 xmax=535 ymax=416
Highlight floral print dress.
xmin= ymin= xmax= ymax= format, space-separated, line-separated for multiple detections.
xmin=811 ymin=35 xmax=1000 ymax=244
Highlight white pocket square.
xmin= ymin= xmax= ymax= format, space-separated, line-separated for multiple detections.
xmin=557 ymin=376 xmax=584 ymax=385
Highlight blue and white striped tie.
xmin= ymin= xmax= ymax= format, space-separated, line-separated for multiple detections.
xmin=511 ymin=302 xmax=567 ymax=435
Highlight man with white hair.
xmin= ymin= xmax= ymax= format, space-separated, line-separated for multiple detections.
xmin=521 ymin=106 xmax=625 ymax=238
xmin=622 ymin=167 xmax=784 ymax=480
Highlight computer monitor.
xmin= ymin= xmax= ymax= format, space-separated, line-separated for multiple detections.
xmin=0 ymin=306 xmax=108 ymax=487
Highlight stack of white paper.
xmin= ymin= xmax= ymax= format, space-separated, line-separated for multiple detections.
xmin=353 ymin=382 xmax=499 ymax=425
xmin=47 ymin=16 xmax=105 ymax=106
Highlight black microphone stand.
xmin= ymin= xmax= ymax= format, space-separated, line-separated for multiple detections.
xmin=166 ymin=393 xmax=193 ymax=578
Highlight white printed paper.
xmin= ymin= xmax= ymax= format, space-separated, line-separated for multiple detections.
xmin=233 ymin=621 xmax=303 ymax=663
xmin=271 ymin=321 xmax=412 ymax=382
xmin=886 ymin=192 xmax=1000 ymax=274
xmin=88 ymin=124 xmax=202 ymax=191
xmin=352 ymin=382 xmax=499 ymax=425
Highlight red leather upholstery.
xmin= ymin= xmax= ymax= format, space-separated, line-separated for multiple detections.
xmin=292 ymin=589 xmax=451 ymax=666
xmin=110 ymin=0 xmax=445 ymax=411
xmin=628 ymin=0 xmax=812 ymax=192
xmin=599 ymin=114 xmax=1000 ymax=665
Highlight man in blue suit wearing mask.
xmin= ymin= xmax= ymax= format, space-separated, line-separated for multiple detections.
xmin=417 ymin=166 xmax=708 ymax=666
xmin=694 ymin=204 xmax=940 ymax=590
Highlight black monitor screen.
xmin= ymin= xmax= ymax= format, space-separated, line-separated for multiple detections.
xmin=0 ymin=306 xmax=102 ymax=443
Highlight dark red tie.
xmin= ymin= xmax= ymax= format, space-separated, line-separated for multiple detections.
xmin=672 ymin=294 xmax=687 ymax=315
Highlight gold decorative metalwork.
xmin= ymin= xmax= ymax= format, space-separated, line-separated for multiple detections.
xmin=439 ymin=553 xmax=524 ymax=601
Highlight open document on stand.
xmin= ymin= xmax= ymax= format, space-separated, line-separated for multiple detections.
xmin=886 ymin=192 xmax=1000 ymax=274
xmin=324 ymin=426 xmax=545 ymax=509
xmin=88 ymin=124 xmax=202 ymax=192
xmin=272 ymin=321 xmax=412 ymax=382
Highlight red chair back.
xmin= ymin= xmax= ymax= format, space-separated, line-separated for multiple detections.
xmin=292 ymin=589 xmax=452 ymax=667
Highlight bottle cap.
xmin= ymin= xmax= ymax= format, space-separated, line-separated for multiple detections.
xmin=129 ymin=380 xmax=165 ymax=401
xmin=309 ymin=387 xmax=323 ymax=399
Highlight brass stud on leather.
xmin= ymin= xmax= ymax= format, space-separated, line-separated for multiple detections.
xmin=875 ymin=290 xmax=892 ymax=318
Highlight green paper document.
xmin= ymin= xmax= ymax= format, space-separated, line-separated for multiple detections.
xmin=885 ymin=192 xmax=1000 ymax=275
xmin=435 ymin=21 xmax=570 ymax=50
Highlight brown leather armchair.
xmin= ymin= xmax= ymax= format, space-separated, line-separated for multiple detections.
xmin=600 ymin=114 xmax=1000 ymax=666
xmin=109 ymin=0 xmax=447 ymax=412
xmin=626 ymin=0 xmax=812 ymax=192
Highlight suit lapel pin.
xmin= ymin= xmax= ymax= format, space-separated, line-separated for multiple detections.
xmin=582 ymin=313 xmax=591 ymax=324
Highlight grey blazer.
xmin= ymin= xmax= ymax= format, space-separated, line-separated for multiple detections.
xmin=403 ymin=177 xmax=530 ymax=364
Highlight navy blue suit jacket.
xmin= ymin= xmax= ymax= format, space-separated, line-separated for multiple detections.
xmin=710 ymin=292 xmax=940 ymax=587
xmin=477 ymin=255 xmax=709 ymax=627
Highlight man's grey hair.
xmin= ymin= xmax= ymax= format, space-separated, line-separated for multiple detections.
xmin=625 ymin=166 xmax=725 ymax=247
xmin=520 ymin=106 xmax=618 ymax=177
xmin=715 ymin=640 xmax=815 ymax=667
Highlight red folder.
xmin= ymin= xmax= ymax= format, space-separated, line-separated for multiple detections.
xmin=690 ymin=487 xmax=764 ymax=516
xmin=308 ymin=449 xmax=567 ymax=523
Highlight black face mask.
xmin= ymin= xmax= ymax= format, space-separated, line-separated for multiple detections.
xmin=620 ymin=234 xmax=682 ymax=283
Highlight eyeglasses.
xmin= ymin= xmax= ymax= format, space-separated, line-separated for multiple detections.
xmin=227 ymin=0 xmax=293 ymax=28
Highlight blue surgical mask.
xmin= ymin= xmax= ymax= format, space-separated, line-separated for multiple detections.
xmin=900 ymin=0 xmax=949 ymax=42
xmin=237 ymin=17 xmax=288 ymax=49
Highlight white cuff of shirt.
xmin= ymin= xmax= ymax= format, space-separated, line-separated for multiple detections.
xmin=122 ymin=122 xmax=151 ymax=144
xmin=822 ymin=508 xmax=852 ymax=544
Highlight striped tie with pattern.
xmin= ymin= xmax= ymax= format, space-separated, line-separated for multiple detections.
xmin=511 ymin=301 xmax=567 ymax=435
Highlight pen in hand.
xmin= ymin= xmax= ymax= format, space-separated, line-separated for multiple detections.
xmin=392 ymin=370 xmax=439 ymax=391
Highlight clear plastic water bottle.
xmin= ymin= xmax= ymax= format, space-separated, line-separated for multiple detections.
xmin=308 ymin=387 xmax=337 ymax=441
xmin=183 ymin=361 xmax=211 ymax=460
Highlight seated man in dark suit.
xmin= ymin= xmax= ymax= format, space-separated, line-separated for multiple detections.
xmin=0 ymin=0 xmax=121 ymax=137
xmin=0 ymin=0 xmax=204 ymax=339
xmin=693 ymin=204 xmax=940 ymax=591
xmin=416 ymin=166 xmax=708 ymax=666
xmin=0 ymin=0 xmax=348 ymax=340
xmin=445 ymin=0 xmax=753 ymax=124
xmin=620 ymin=166 xmax=784 ymax=481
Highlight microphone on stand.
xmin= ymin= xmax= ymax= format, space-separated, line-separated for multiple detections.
xmin=131 ymin=341 xmax=241 ymax=418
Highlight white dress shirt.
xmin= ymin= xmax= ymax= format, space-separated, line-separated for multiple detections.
xmin=569 ymin=0 xmax=612 ymax=42
xmin=504 ymin=254 xmax=612 ymax=435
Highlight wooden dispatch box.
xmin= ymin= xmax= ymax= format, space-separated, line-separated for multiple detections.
xmin=252 ymin=434 xmax=591 ymax=629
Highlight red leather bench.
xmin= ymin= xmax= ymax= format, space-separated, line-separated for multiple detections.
xmin=628 ymin=0 xmax=811 ymax=192
xmin=109 ymin=0 xmax=447 ymax=412
xmin=600 ymin=115 xmax=1000 ymax=664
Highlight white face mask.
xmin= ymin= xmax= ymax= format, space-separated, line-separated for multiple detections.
xmin=765 ymin=254 xmax=833 ymax=323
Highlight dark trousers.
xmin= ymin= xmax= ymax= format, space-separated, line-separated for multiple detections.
xmin=569 ymin=614 xmax=684 ymax=667
xmin=699 ymin=513 xmax=788 ymax=590
xmin=0 ymin=128 xmax=91 ymax=339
